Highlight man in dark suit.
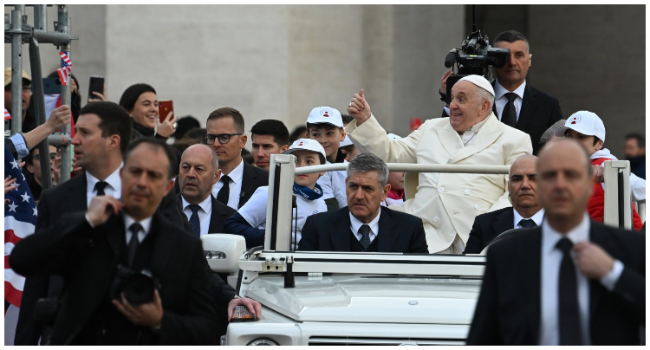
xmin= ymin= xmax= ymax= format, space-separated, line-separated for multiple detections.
xmin=440 ymin=30 xmax=562 ymax=155
xmin=467 ymin=139 xmax=645 ymax=345
xmin=204 ymin=107 xmax=268 ymax=210
xmin=15 ymin=102 xmax=189 ymax=345
xmin=11 ymin=138 xmax=260 ymax=345
xmin=177 ymin=144 xmax=236 ymax=236
xmin=464 ymin=155 xmax=543 ymax=254
xmin=299 ymin=153 xmax=428 ymax=253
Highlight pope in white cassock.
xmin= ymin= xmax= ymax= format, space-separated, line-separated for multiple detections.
xmin=345 ymin=75 xmax=533 ymax=254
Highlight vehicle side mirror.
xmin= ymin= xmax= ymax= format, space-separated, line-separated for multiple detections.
xmin=201 ymin=234 xmax=246 ymax=274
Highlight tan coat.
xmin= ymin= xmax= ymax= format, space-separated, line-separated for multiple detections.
xmin=346 ymin=112 xmax=532 ymax=253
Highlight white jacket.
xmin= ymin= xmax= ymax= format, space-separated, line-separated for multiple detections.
xmin=346 ymin=112 xmax=532 ymax=253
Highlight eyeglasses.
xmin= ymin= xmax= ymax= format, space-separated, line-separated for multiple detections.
xmin=204 ymin=133 xmax=242 ymax=145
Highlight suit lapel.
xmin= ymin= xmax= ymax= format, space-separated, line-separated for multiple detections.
xmin=150 ymin=212 xmax=174 ymax=276
xmin=434 ymin=122 xmax=464 ymax=158
xmin=376 ymin=208 xmax=398 ymax=252
xmin=587 ymin=222 xmax=609 ymax=326
xmin=330 ymin=209 xmax=351 ymax=251
xmin=238 ymin=162 xmax=255 ymax=208
xmin=66 ymin=173 xmax=89 ymax=213
xmin=525 ymin=228 xmax=543 ymax=343
xmin=209 ymin=195 xmax=225 ymax=233
xmin=515 ymin=85 xmax=538 ymax=132
xmin=491 ymin=207 xmax=514 ymax=238
xmin=448 ymin=114 xmax=504 ymax=164
xmin=105 ymin=212 xmax=126 ymax=256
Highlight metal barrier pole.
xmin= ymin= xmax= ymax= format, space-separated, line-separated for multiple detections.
xmin=10 ymin=8 xmax=25 ymax=136
xmin=28 ymin=35 xmax=53 ymax=190
xmin=33 ymin=4 xmax=47 ymax=31
xmin=603 ymin=160 xmax=632 ymax=229
xmin=264 ymin=154 xmax=296 ymax=251
xmin=56 ymin=5 xmax=72 ymax=183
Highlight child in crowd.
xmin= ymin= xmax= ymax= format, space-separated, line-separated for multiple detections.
xmin=381 ymin=133 xmax=405 ymax=207
xmin=339 ymin=135 xmax=359 ymax=162
xmin=223 ymin=139 xmax=328 ymax=250
xmin=305 ymin=106 xmax=348 ymax=209
xmin=554 ymin=111 xmax=644 ymax=230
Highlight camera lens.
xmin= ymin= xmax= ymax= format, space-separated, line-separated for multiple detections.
xmin=123 ymin=273 xmax=155 ymax=305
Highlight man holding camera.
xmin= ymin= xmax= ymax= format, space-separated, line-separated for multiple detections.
xmin=441 ymin=30 xmax=562 ymax=155
xmin=10 ymin=138 xmax=232 ymax=345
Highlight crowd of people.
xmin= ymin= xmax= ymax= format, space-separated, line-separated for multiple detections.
xmin=4 ymin=29 xmax=645 ymax=345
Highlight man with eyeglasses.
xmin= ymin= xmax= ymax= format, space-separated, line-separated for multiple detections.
xmin=23 ymin=145 xmax=61 ymax=202
xmin=204 ymin=107 xmax=268 ymax=210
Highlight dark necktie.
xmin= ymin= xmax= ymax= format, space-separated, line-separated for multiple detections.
xmin=358 ymin=224 xmax=371 ymax=250
xmin=556 ymin=238 xmax=583 ymax=345
xmin=518 ymin=218 xmax=537 ymax=228
xmin=127 ymin=223 xmax=143 ymax=267
xmin=501 ymin=92 xmax=518 ymax=127
xmin=188 ymin=204 xmax=201 ymax=237
xmin=216 ymin=175 xmax=232 ymax=205
xmin=95 ymin=181 xmax=109 ymax=196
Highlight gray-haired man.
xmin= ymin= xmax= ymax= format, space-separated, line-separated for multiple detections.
xmin=298 ymin=153 xmax=428 ymax=253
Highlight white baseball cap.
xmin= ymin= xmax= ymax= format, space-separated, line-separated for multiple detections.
xmin=306 ymin=106 xmax=343 ymax=128
xmin=339 ymin=135 xmax=354 ymax=148
xmin=458 ymin=74 xmax=495 ymax=97
xmin=283 ymin=138 xmax=327 ymax=160
xmin=554 ymin=110 xmax=606 ymax=142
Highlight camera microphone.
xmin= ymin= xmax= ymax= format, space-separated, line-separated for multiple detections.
xmin=444 ymin=50 xmax=457 ymax=68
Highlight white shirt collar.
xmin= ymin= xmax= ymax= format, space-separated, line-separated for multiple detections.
xmin=458 ymin=114 xmax=491 ymax=145
xmin=513 ymin=208 xmax=545 ymax=227
xmin=182 ymin=194 xmax=212 ymax=214
xmin=123 ymin=212 xmax=153 ymax=237
xmin=494 ymin=79 xmax=527 ymax=100
xmin=86 ymin=164 xmax=123 ymax=198
xmin=349 ymin=209 xmax=381 ymax=237
xmin=223 ymin=158 xmax=245 ymax=185
xmin=542 ymin=214 xmax=590 ymax=255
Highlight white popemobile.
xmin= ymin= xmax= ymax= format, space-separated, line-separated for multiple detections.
xmin=201 ymin=154 xmax=636 ymax=346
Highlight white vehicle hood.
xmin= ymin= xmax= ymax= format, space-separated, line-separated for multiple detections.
xmin=244 ymin=275 xmax=480 ymax=324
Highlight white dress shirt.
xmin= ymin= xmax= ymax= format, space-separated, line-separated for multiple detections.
xmin=349 ymin=210 xmax=381 ymax=244
xmin=459 ymin=115 xmax=489 ymax=146
xmin=513 ymin=208 xmax=545 ymax=228
xmin=212 ymin=158 xmax=244 ymax=209
xmin=85 ymin=165 xmax=122 ymax=207
xmin=538 ymin=214 xmax=624 ymax=345
xmin=123 ymin=212 xmax=153 ymax=244
xmin=181 ymin=195 xmax=213 ymax=237
xmin=494 ymin=80 xmax=526 ymax=123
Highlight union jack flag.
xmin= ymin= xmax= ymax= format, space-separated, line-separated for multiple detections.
xmin=56 ymin=51 xmax=72 ymax=86
xmin=4 ymin=108 xmax=11 ymax=121
xmin=4 ymin=143 xmax=37 ymax=344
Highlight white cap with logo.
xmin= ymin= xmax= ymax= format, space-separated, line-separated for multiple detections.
xmin=339 ymin=135 xmax=354 ymax=148
xmin=283 ymin=138 xmax=327 ymax=160
xmin=554 ymin=110 xmax=606 ymax=142
xmin=306 ymin=106 xmax=343 ymax=128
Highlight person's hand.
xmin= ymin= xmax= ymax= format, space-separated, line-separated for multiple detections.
xmin=86 ymin=195 xmax=123 ymax=227
xmin=575 ymin=241 xmax=615 ymax=279
xmin=155 ymin=112 xmax=177 ymax=138
xmin=5 ymin=176 xmax=18 ymax=205
xmin=45 ymin=105 xmax=72 ymax=133
xmin=72 ymin=157 xmax=83 ymax=176
xmin=52 ymin=155 xmax=62 ymax=185
xmin=227 ymin=297 xmax=262 ymax=322
xmin=347 ymin=89 xmax=372 ymax=127
xmin=88 ymin=91 xmax=106 ymax=103
xmin=592 ymin=165 xmax=604 ymax=183
xmin=440 ymin=69 xmax=453 ymax=96
xmin=112 ymin=289 xmax=163 ymax=327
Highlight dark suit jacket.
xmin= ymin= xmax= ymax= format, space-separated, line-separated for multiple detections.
xmin=463 ymin=206 xmax=514 ymax=254
xmin=442 ymin=82 xmax=562 ymax=155
xmin=10 ymin=211 xmax=220 ymax=345
xmin=467 ymin=220 xmax=645 ymax=345
xmin=298 ymin=207 xmax=429 ymax=253
xmin=237 ymin=161 xmax=269 ymax=208
xmin=176 ymin=194 xmax=237 ymax=234
xmin=15 ymin=171 xmax=191 ymax=345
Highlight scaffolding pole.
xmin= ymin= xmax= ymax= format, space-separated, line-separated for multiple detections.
xmin=28 ymin=34 xmax=53 ymax=189
xmin=56 ymin=4 xmax=72 ymax=183
xmin=10 ymin=7 xmax=25 ymax=136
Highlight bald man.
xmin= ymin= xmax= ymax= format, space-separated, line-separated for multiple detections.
xmin=468 ymin=139 xmax=645 ymax=345
xmin=464 ymin=155 xmax=542 ymax=254
xmin=346 ymin=75 xmax=532 ymax=253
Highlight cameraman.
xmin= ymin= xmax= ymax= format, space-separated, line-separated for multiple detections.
xmin=441 ymin=30 xmax=562 ymax=155
xmin=10 ymin=138 xmax=253 ymax=345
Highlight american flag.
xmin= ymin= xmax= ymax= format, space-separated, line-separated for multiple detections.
xmin=56 ymin=51 xmax=72 ymax=86
xmin=4 ymin=143 xmax=37 ymax=344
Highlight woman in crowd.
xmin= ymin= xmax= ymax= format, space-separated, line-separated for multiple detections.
xmin=118 ymin=83 xmax=177 ymax=141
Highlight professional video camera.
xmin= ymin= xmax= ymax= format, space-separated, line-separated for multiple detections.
xmin=110 ymin=265 xmax=161 ymax=305
xmin=441 ymin=7 xmax=510 ymax=104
